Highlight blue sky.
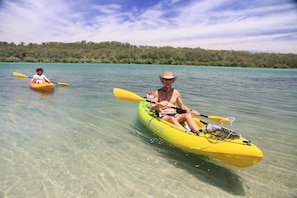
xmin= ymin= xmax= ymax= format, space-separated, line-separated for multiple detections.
xmin=0 ymin=0 xmax=296 ymax=53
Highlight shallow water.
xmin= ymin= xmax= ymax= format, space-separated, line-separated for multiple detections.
xmin=0 ymin=63 xmax=296 ymax=197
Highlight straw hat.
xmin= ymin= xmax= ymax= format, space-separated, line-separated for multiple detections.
xmin=159 ymin=71 xmax=177 ymax=84
xmin=36 ymin=67 xmax=44 ymax=73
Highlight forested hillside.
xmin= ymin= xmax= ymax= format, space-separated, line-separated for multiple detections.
xmin=0 ymin=41 xmax=296 ymax=68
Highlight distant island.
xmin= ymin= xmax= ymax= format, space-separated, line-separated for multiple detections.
xmin=0 ymin=41 xmax=296 ymax=68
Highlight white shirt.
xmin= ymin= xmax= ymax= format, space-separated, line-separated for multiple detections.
xmin=32 ymin=74 xmax=49 ymax=82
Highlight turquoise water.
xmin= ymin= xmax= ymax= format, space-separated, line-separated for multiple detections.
xmin=0 ymin=63 xmax=296 ymax=197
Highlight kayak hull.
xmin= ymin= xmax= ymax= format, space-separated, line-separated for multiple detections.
xmin=30 ymin=81 xmax=54 ymax=91
xmin=137 ymin=101 xmax=263 ymax=168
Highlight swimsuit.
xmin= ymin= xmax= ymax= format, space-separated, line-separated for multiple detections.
xmin=159 ymin=113 xmax=178 ymax=118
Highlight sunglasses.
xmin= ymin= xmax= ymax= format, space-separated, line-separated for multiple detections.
xmin=163 ymin=78 xmax=173 ymax=81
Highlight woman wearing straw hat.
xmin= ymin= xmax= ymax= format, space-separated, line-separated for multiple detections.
xmin=31 ymin=67 xmax=51 ymax=84
xmin=150 ymin=71 xmax=201 ymax=134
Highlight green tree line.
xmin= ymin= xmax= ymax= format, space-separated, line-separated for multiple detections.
xmin=0 ymin=41 xmax=296 ymax=68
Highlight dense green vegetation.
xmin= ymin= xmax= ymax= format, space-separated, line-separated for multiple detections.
xmin=0 ymin=41 xmax=296 ymax=68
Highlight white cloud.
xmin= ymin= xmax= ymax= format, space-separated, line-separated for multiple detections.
xmin=0 ymin=0 xmax=296 ymax=53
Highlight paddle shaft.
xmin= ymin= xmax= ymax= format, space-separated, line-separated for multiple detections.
xmin=142 ymin=100 xmax=207 ymax=127
xmin=153 ymin=103 xmax=230 ymax=122
xmin=147 ymin=100 xmax=187 ymax=113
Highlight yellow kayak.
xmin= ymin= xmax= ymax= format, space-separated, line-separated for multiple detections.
xmin=137 ymin=101 xmax=263 ymax=168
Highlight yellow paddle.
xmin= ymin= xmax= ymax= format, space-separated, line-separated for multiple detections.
xmin=113 ymin=87 xmax=147 ymax=102
xmin=13 ymin=72 xmax=70 ymax=86
xmin=199 ymin=115 xmax=232 ymax=123
xmin=113 ymin=88 xmax=232 ymax=123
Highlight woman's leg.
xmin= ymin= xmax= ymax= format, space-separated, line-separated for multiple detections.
xmin=162 ymin=116 xmax=185 ymax=129
xmin=177 ymin=113 xmax=199 ymax=132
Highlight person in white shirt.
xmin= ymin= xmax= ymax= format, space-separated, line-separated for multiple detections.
xmin=32 ymin=67 xmax=50 ymax=84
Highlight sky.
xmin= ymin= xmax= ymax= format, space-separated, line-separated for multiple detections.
xmin=0 ymin=0 xmax=297 ymax=54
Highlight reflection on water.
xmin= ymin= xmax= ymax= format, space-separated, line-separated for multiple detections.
xmin=30 ymin=87 xmax=55 ymax=96
xmin=134 ymin=120 xmax=245 ymax=196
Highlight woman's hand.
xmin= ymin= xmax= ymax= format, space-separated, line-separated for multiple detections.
xmin=158 ymin=101 xmax=169 ymax=109
xmin=190 ymin=109 xmax=199 ymax=116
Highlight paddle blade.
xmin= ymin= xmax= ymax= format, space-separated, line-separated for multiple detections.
xmin=13 ymin=72 xmax=29 ymax=78
xmin=56 ymin=82 xmax=70 ymax=86
xmin=208 ymin=116 xmax=231 ymax=123
xmin=113 ymin=88 xmax=146 ymax=102
xmin=226 ymin=116 xmax=235 ymax=125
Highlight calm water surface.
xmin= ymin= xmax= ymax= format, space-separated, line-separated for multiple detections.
xmin=0 ymin=63 xmax=296 ymax=198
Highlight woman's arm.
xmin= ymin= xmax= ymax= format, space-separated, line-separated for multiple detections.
xmin=176 ymin=90 xmax=200 ymax=116
xmin=43 ymin=75 xmax=50 ymax=82
xmin=31 ymin=74 xmax=37 ymax=82
xmin=150 ymin=90 xmax=159 ymax=111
